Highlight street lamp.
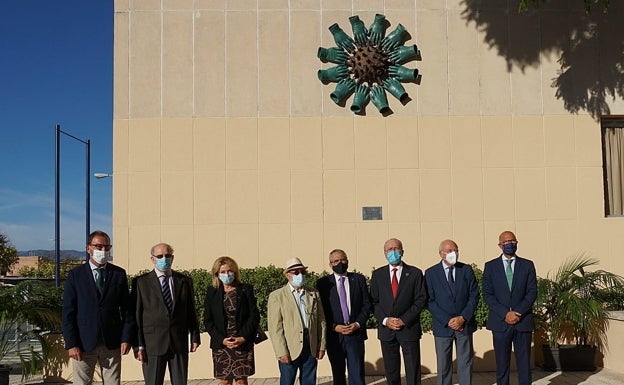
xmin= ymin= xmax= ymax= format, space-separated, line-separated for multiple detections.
xmin=55 ymin=124 xmax=90 ymax=288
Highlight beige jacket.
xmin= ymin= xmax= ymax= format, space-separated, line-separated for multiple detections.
xmin=267 ymin=284 xmax=327 ymax=359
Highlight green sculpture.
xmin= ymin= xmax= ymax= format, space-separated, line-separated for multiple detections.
xmin=388 ymin=44 xmax=420 ymax=65
xmin=330 ymin=78 xmax=357 ymax=104
xmin=388 ymin=65 xmax=419 ymax=82
xmin=351 ymin=84 xmax=370 ymax=113
xmin=349 ymin=16 xmax=368 ymax=46
xmin=329 ymin=23 xmax=355 ymax=52
xmin=370 ymin=85 xmax=390 ymax=114
xmin=317 ymin=14 xmax=421 ymax=115
xmin=317 ymin=47 xmax=349 ymax=64
xmin=368 ymin=14 xmax=386 ymax=45
xmin=317 ymin=65 xmax=349 ymax=82
xmin=382 ymin=78 xmax=408 ymax=103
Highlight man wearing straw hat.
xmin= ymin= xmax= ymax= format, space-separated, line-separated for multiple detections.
xmin=268 ymin=257 xmax=327 ymax=385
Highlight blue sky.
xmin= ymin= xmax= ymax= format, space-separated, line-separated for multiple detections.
xmin=0 ymin=1 xmax=114 ymax=252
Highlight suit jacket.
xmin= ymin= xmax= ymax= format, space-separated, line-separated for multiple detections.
xmin=482 ymin=255 xmax=537 ymax=332
xmin=424 ymin=261 xmax=479 ymax=337
xmin=203 ymin=283 xmax=260 ymax=350
xmin=315 ymin=272 xmax=371 ymax=340
xmin=62 ymin=262 xmax=132 ymax=352
xmin=370 ymin=263 xmax=427 ymax=342
xmin=267 ymin=284 xmax=327 ymax=359
xmin=132 ymin=270 xmax=201 ymax=356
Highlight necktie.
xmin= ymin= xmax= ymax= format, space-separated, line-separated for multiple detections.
xmin=338 ymin=276 xmax=350 ymax=324
xmin=161 ymin=275 xmax=173 ymax=314
xmin=505 ymin=259 xmax=513 ymax=290
xmin=391 ymin=268 xmax=398 ymax=299
xmin=447 ymin=266 xmax=455 ymax=296
xmin=95 ymin=268 xmax=104 ymax=294
xmin=296 ymin=290 xmax=308 ymax=328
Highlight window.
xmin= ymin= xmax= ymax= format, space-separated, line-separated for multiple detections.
xmin=601 ymin=117 xmax=624 ymax=216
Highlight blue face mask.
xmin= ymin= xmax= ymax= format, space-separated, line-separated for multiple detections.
xmin=155 ymin=256 xmax=172 ymax=272
xmin=291 ymin=273 xmax=305 ymax=288
xmin=219 ymin=272 xmax=235 ymax=285
xmin=386 ymin=250 xmax=402 ymax=265
xmin=502 ymin=243 xmax=517 ymax=256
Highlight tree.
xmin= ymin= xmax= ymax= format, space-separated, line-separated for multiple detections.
xmin=519 ymin=0 xmax=610 ymax=13
xmin=0 ymin=233 xmax=19 ymax=276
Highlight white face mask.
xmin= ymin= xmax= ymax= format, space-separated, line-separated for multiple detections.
xmin=445 ymin=251 xmax=457 ymax=265
xmin=92 ymin=250 xmax=110 ymax=264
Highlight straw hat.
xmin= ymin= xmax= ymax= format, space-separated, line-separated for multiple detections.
xmin=284 ymin=257 xmax=307 ymax=272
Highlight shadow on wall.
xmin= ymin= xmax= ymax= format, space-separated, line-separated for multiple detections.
xmin=43 ymin=333 xmax=70 ymax=383
xmin=461 ymin=1 xmax=624 ymax=120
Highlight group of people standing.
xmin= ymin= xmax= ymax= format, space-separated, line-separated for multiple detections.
xmin=61 ymin=229 xmax=536 ymax=385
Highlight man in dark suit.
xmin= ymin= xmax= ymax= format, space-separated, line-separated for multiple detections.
xmin=425 ymin=240 xmax=479 ymax=385
xmin=370 ymin=238 xmax=427 ymax=385
xmin=132 ymin=242 xmax=201 ymax=385
xmin=315 ymin=249 xmax=371 ymax=385
xmin=62 ymin=230 xmax=132 ymax=385
xmin=482 ymin=231 xmax=537 ymax=385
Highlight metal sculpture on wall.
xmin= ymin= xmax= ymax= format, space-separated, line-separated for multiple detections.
xmin=317 ymin=14 xmax=421 ymax=115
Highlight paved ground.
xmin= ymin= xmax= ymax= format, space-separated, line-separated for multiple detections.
xmin=10 ymin=369 xmax=624 ymax=385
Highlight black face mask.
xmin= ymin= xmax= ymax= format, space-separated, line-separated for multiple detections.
xmin=332 ymin=262 xmax=348 ymax=275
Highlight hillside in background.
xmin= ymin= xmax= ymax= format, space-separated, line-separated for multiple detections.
xmin=18 ymin=249 xmax=86 ymax=260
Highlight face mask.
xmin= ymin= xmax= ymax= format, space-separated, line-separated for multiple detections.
xmin=155 ymin=257 xmax=172 ymax=272
xmin=92 ymin=250 xmax=109 ymax=264
xmin=219 ymin=272 xmax=235 ymax=285
xmin=503 ymin=243 xmax=517 ymax=256
xmin=386 ymin=250 xmax=402 ymax=265
xmin=445 ymin=251 xmax=457 ymax=265
xmin=291 ymin=273 xmax=305 ymax=288
xmin=332 ymin=262 xmax=348 ymax=275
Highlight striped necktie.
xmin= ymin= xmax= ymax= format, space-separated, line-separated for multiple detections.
xmin=161 ymin=275 xmax=173 ymax=314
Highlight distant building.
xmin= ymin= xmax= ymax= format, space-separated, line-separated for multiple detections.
xmin=7 ymin=256 xmax=43 ymax=276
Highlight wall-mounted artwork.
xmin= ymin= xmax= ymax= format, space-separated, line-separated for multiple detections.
xmin=317 ymin=14 xmax=421 ymax=115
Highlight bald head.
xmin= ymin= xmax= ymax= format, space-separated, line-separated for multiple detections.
xmin=498 ymin=231 xmax=516 ymax=245
xmin=439 ymin=239 xmax=459 ymax=265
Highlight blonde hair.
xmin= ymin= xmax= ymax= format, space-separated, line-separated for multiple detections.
xmin=211 ymin=256 xmax=242 ymax=288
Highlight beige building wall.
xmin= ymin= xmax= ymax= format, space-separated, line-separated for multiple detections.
xmin=111 ymin=0 xmax=624 ymax=375
xmin=113 ymin=0 xmax=624 ymax=277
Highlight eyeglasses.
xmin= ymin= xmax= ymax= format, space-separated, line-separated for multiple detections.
xmin=153 ymin=254 xmax=174 ymax=259
xmin=90 ymin=244 xmax=112 ymax=251
xmin=287 ymin=269 xmax=304 ymax=275
xmin=330 ymin=258 xmax=348 ymax=265
xmin=499 ymin=240 xmax=518 ymax=246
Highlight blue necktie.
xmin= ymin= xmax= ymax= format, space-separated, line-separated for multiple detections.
xmin=447 ymin=266 xmax=455 ymax=297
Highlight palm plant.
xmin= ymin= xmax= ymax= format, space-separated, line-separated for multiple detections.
xmin=0 ymin=281 xmax=62 ymax=380
xmin=535 ymin=253 xmax=624 ymax=350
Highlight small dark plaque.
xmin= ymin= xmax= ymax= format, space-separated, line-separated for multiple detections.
xmin=362 ymin=206 xmax=382 ymax=220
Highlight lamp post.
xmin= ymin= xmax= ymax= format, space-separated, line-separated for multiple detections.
xmin=55 ymin=124 xmax=91 ymax=288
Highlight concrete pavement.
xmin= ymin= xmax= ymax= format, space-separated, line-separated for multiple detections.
xmin=10 ymin=369 xmax=624 ymax=385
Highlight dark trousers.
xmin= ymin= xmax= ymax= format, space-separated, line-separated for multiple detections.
xmin=492 ymin=328 xmax=532 ymax=385
xmin=278 ymin=331 xmax=317 ymax=385
xmin=326 ymin=333 xmax=366 ymax=385
xmin=380 ymin=339 xmax=421 ymax=385
xmin=142 ymin=351 xmax=189 ymax=385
